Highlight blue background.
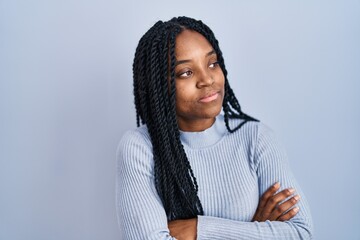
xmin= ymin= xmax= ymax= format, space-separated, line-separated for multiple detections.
xmin=1 ymin=0 xmax=359 ymax=239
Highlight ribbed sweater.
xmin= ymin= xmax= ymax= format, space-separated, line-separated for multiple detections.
xmin=116 ymin=114 xmax=313 ymax=239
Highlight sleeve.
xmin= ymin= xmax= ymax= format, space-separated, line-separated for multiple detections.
xmin=116 ymin=130 xmax=176 ymax=240
xmin=196 ymin=123 xmax=314 ymax=240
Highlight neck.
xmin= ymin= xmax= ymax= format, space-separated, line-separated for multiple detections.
xmin=177 ymin=117 xmax=216 ymax=132
xmin=179 ymin=114 xmax=227 ymax=149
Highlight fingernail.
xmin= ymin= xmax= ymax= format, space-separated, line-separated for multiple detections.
xmin=288 ymin=188 xmax=295 ymax=194
xmin=273 ymin=182 xmax=280 ymax=188
xmin=294 ymin=195 xmax=300 ymax=201
xmin=293 ymin=207 xmax=299 ymax=212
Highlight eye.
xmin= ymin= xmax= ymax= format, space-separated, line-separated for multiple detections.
xmin=178 ymin=70 xmax=193 ymax=78
xmin=209 ymin=61 xmax=219 ymax=69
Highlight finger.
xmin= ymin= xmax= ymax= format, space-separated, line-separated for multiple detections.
xmin=252 ymin=182 xmax=280 ymax=221
xmin=269 ymin=194 xmax=301 ymax=221
xmin=167 ymin=220 xmax=177 ymax=232
xmin=260 ymin=187 xmax=295 ymax=220
xmin=277 ymin=207 xmax=300 ymax=221
xmin=258 ymin=182 xmax=280 ymax=209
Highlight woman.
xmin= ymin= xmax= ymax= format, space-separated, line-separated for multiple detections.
xmin=116 ymin=16 xmax=313 ymax=239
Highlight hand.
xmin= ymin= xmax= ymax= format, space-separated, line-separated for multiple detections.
xmin=168 ymin=218 xmax=197 ymax=240
xmin=252 ymin=182 xmax=300 ymax=222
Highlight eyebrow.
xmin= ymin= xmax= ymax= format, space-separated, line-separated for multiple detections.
xmin=175 ymin=50 xmax=216 ymax=66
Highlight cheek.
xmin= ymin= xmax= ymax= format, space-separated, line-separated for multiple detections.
xmin=219 ymin=74 xmax=225 ymax=94
xmin=175 ymin=84 xmax=197 ymax=111
xmin=217 ymin=70 xmax=225 ymax=85
xmin=176 ymin=81 xmax=193 ymax=100
xmin=176 ymin=86 xmax=191 ymax=104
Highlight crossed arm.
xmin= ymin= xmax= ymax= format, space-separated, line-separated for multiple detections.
xmin=116 ymin=126 xmax=313 ymax=240
xmin=168 ymin=182 xmax=301 ymax=239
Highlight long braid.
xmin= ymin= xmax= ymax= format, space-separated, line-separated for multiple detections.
xmin=132 ymin=17 xmax=257 ymax=220
xmin=168 ymin=28 xmax=203 ymax=217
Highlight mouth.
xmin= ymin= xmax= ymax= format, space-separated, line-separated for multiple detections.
xmin=199 ymin=91 xmax=220 ymax=103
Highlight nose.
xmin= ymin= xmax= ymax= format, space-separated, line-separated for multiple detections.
xmin=196 ymin=68 xmax=214 ymax=88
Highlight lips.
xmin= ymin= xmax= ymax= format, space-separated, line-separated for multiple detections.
xmin=199 ymin=91 xmax=220 ymax=103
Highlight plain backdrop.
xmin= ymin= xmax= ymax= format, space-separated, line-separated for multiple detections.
xmin=1 ymin=0 xmax=359 ymax=239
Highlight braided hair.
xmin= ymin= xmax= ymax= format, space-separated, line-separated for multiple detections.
xmin=132 ymin=16 xmax=258 ymax=221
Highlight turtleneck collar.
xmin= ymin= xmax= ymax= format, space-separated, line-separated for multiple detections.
xmin=179 ymin=114 xmax=227 ymax=149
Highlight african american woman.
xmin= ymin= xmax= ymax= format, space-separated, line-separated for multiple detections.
xmin=116 ymin=16 xmax=313 ymax=240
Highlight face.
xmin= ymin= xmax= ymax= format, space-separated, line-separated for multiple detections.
xmin=174 ymin=30 xmax=225 ymax=132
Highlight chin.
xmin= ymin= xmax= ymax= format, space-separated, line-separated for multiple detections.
xmin=200 ymin=105 xmax=222 ymax=119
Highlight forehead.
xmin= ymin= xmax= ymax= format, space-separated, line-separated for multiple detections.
xmin=175 ymin=30 xmax=213 ymax=58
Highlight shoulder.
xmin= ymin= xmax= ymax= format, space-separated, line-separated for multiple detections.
xmin=226 ymin=117 xmax=284 ymax=163
xmin=116 ymin=125 xmax=154 ymax=169
xmin=118 ymin=125 xmax=152 ymax=151
xmin=240 ymin=121 xmax=288 ymax=171
xmin=227 ymin=117 xmax=275 ymax=143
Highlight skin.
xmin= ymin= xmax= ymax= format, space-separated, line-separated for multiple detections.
xmin=252 ymin=182 xmax=301 ymax=222
xmin=167 ymin=30 xmax=300 ymax=240
xmin=173 ymin=29 xmax=225 ymax=132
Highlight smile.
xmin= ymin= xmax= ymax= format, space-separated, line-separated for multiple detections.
xmin=199 ymin=92 xmax=219 ymax=103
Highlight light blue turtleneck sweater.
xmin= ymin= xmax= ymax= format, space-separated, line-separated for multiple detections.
xmin=116 ymin=115 xmax=313 ymax=239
